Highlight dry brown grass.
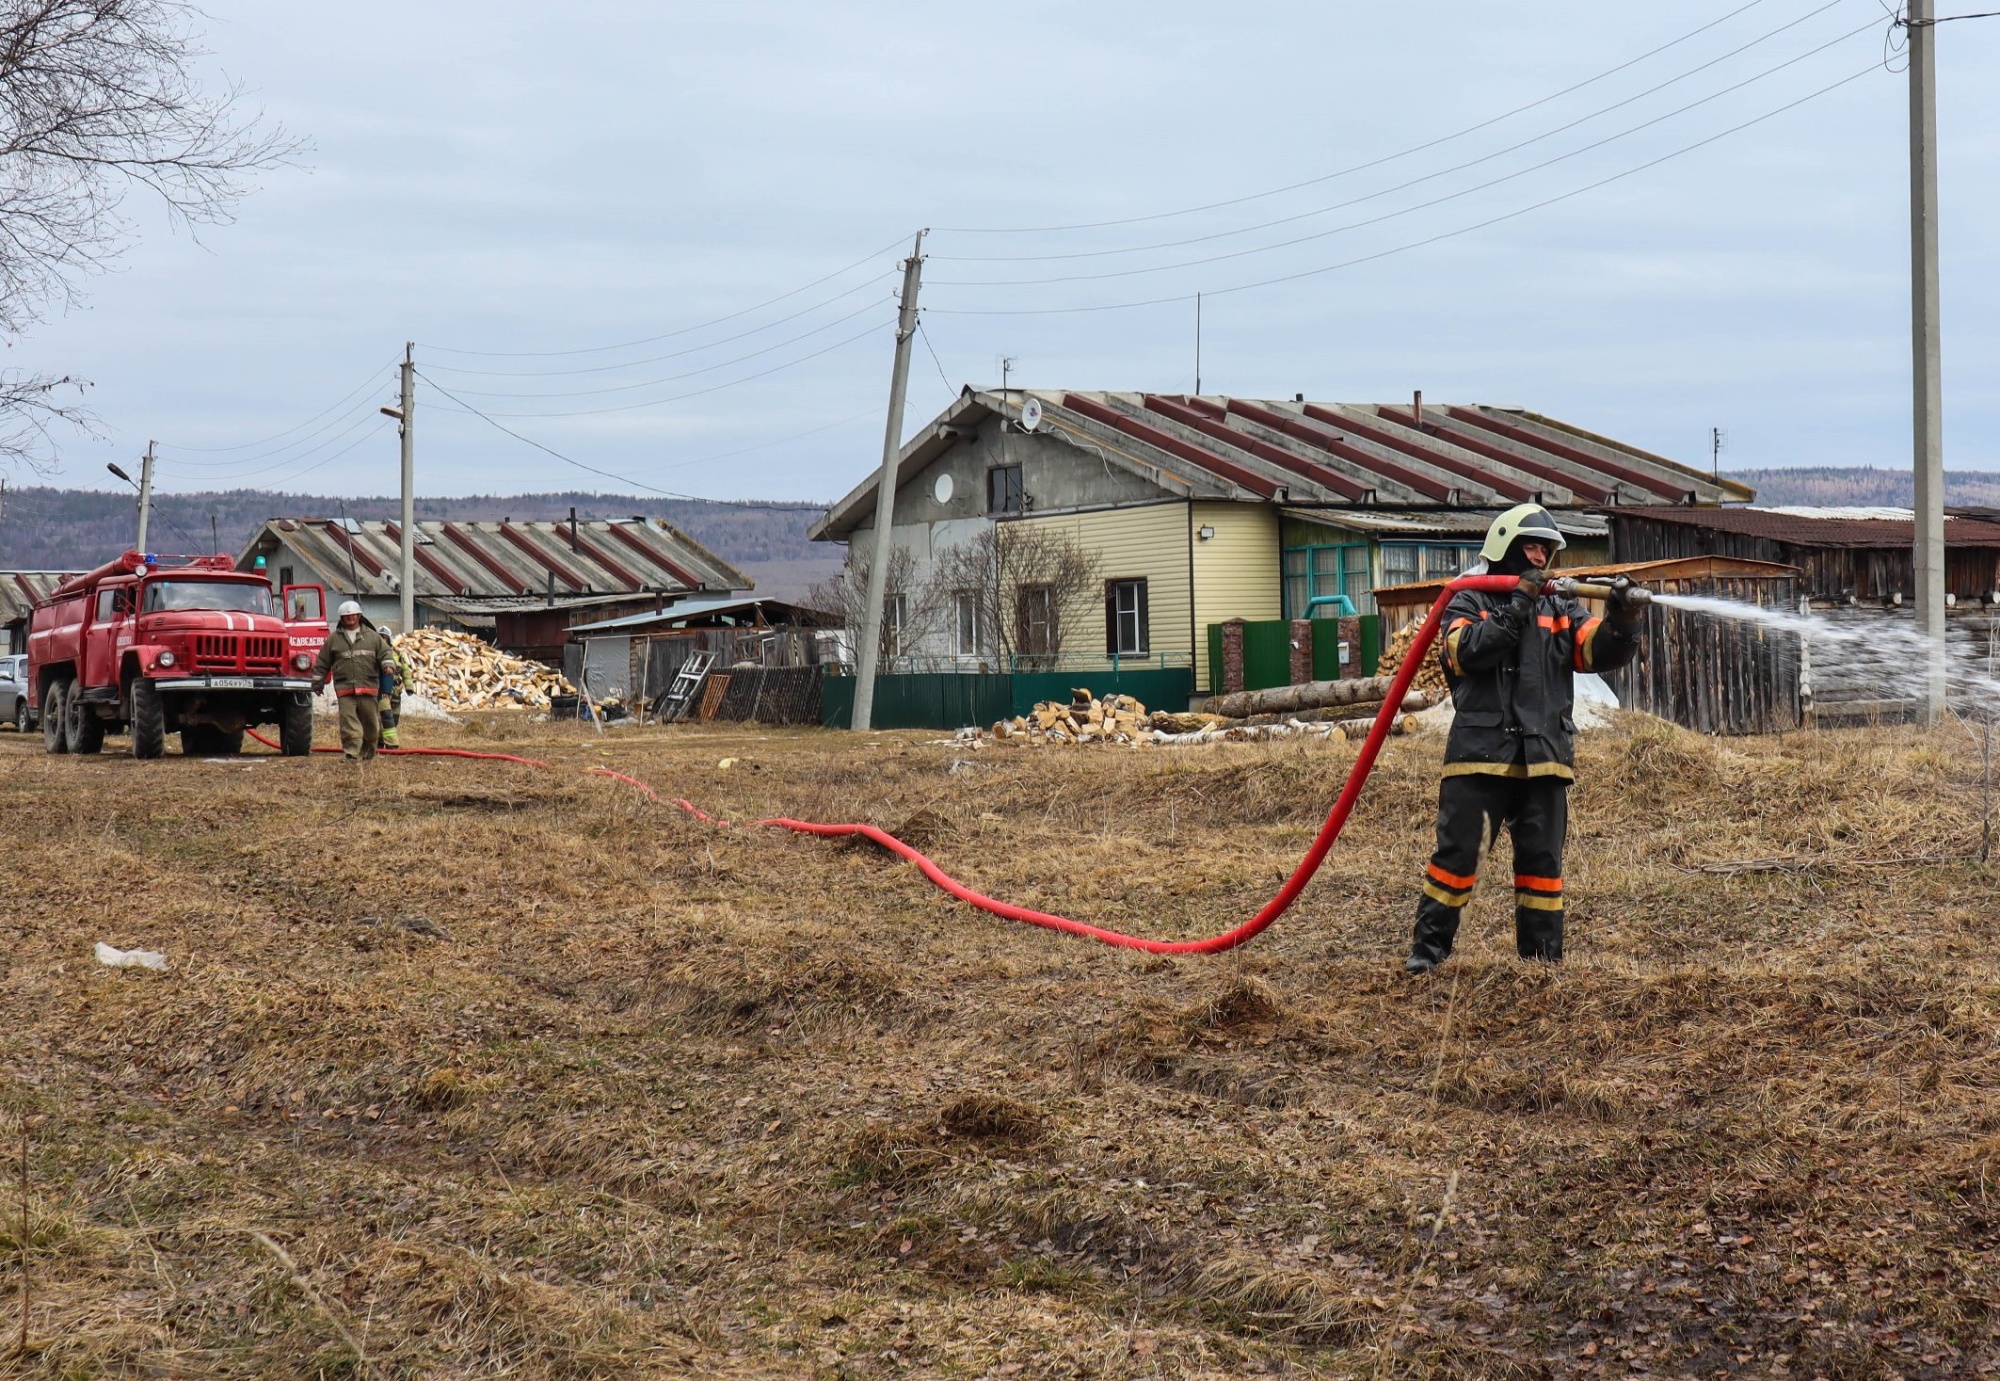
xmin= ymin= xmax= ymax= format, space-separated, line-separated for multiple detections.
xmin=1 ymin=711 xmax=1997 ymax=1378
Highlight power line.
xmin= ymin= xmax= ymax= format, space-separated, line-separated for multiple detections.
xmin=934 ymin=0 xmax=1782 ymax=234
xmin=934 ymin=0 xmax=1856 ymax=266
xmin=434 ymin=295 xmax=890 ymax=401
xmin=926 ymin=62 xmax=1880 ymax=317
xmin=416 ymin=371 xmax=829 ymax=508
xmin=931 ymin=22 xmax=1879 ymax=292
xmin=419 ymin=234 xmax=909 ymax=359
xmin=160 ymin=360 xmax=395 ymax=455
xmin=426 ymin=316 xmax=891 ymax=419
xmin=916 ymin=316 xmax=957 ymax=401
xmin=160 ymin=407 xmax=388 ymax=482
xmin=417 ymin=272 xmax=894 ymax=379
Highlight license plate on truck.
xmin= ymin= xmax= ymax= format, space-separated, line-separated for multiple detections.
xmin=208 ymin=677 xmax=253 ymax=689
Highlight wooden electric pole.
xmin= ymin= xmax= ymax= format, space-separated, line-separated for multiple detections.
xmin=1909 ymin=0 xmax=1946 ymax=723
xmin=851 ymin=231 xmax=926 ymax=733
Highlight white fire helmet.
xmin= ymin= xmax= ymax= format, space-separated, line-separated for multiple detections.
xmin=336 ymin=600 xmax=363 ymax=618
xmin=1478 ymin=504 xmax=1567 ymax=563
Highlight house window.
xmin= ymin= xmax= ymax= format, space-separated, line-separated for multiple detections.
xmin=1015 ymin=584 xmax=1054 ymax=658
xmin=1424 ymin=544 xmax=1476 ymax=580
xmin=1379 ymin=544 xmax=1421 ymax=588
xmin=885 ymin=593 xmax=908 ymax=658
xmin=988 ymin=464 xmax=1023 ymax=515
xmin=1105 ymin=579 xmax=1148 ymax=656
xmin=954 ymin=590 xmax=983 ymax=658
xmin=1283 ymin=542 xmax=1376 ymax=618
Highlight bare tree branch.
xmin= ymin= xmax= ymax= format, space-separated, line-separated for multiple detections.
xmin=0 ymin=0 xmax=303 ymax=468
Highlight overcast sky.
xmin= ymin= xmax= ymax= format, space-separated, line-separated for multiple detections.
xmin=13 ymin=0 xmax=1998 ymax=501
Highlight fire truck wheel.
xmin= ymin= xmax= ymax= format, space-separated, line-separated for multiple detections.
xmin=67 ymin=690 xmax=105 ymax=755
xmin=130 ymin=680 xmax=165 ymax=760
xmin=280 ymin=694 xmax=313 ymax=756
xmin=42 ymin=679 xmax=69 ymax=754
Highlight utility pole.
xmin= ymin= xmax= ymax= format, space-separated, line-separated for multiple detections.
xmin=1195 ymin=292 xmax=1202 ymax=395
xmin=399 ymin=343 xmax=416 ymax=631
xmin=1909 ymin=0 xmax=1946 ymax=723
xmin=851 ymin=230 xmax=927 ymax=733
xmin=136 ymin=440 xmax=155 ymax=553
xmin=1710 ymin=427 xmax=1726 ymax=482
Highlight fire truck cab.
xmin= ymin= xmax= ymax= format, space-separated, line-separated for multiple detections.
xmin=28 ymin=551 xmax=329 ymax=759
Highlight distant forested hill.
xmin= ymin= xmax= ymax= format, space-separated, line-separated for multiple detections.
xmin=1727 ymin=468 xmax=2000 ymax=509
xmin=0 ymin=489 xmax=845 ymax=599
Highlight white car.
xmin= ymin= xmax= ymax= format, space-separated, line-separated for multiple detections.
xmin=0 ymin=654 xmax=31 ymax=730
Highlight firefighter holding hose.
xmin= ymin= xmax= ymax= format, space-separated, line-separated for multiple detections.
xmin=1406 ymin=505 xmax=1649 ymax=973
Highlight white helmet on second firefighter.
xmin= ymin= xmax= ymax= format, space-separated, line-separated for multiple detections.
xmin=1479 ymin=504 xmax=1566 ymax=563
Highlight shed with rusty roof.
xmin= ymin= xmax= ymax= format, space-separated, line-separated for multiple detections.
xmin=1609 ymin=507 xmax=2000 ymax=607
xmin=237 ymin=516 xmax=750 ymax=660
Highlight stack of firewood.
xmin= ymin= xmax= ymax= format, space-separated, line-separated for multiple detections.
xmin=991 ymin=690 xmax=1152 ymax=746
xmin=1377 ymin=622 xmax=1451 ymax=694
xmin=396 ymin=628 xmax=573 ymax=711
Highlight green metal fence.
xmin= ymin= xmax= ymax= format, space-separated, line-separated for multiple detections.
xmin=1205 ymin=616 xmax=1382 ymax=695
xmin=820 ymin=667 xmax=1195 ymax=730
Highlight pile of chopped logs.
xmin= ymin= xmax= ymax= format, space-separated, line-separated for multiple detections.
xmin=992 ymin=691 xmax=1152 ymax=746
xmin=1377 ymin=622 xmax=1451 ymax=694
xmin=396 ymin=628 xmax=573 ymax=710
xmin=985 ymin=681 xmax=1435 ymax=748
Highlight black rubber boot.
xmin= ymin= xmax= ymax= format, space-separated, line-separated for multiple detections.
xmin=1407 ymin=901 xmax=1461 ymax=974
xmin=1515 ymin=910 xmax=1564 ymax=963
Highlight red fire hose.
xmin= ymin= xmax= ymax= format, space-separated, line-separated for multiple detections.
xmin=246 ymin=574 xmax=1512 ymax=954
xmin=243 ymin=728 xmax=547 ymax=768
xmin=613 ymin=575 xmax=1517 ymax=955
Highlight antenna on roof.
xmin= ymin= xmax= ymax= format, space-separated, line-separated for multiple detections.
xmin=1710 ymin=426 xmax=1727 ymax=482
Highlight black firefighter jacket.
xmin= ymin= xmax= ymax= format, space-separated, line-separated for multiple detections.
xmin=1437 ymin=583 xmax=1640 ymax=781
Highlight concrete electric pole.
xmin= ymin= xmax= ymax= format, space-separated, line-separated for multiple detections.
xmin=850 ymin=231 xmax=927 ymax=733
xmin=382 ymin=344 xmax=417 ymax=631
xmin=1909 ymin=0 xmax=1946 ymax=723
xmin=136 ymin=440 xmax=155 ymax=553
xmin=399 ymin=342 xmax=416 ymax=632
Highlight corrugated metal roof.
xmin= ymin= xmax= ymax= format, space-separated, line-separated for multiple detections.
xmin=1282 ymin=507 xmax=1609 ymax=538
xmin=812 ymin=391 xmax=1750 ymax=541
xmin=1618 ymin=507 xmax=2000 ymax=549
xmin=239 ymin=517 xmax=750 ymax=602
xmin=568 ymin=595 xmax=834 ymax=635
xmin=0 ymin=571 xmax=82 ymax=624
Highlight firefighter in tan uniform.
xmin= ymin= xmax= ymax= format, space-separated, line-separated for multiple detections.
xmin=312 ymin=601 xmax=396 ymax=761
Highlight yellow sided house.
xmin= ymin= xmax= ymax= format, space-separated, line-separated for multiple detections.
xmin=810 ymin=388 xmax=1745 ymax=702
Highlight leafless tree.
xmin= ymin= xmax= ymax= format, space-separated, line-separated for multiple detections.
xmin=809 ymin=544 xmax=949 ymax=667
xmin=932 ymin=522 xmax=1101 ymax=669
xmin=0 ymin=0 xmax=301 ymax=469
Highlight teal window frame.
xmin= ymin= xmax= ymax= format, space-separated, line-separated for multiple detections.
xmin=1282 ymin=541 xmax=1374 ymax=619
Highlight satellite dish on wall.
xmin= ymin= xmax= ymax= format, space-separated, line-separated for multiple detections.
xmin=933 ymin=472 xmax=954 ymax=504
xmin=1019 ymin=397 xmax=1043 ymax=432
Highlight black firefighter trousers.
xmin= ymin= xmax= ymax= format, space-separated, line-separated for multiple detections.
xmin=1410 ymin=773 xmax=1569 ymax=965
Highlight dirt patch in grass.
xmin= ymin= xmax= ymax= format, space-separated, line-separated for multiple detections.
xmin=1 ymin=714 xmax=1997 ymax=1377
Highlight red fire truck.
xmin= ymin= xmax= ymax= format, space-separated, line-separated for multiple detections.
xmin=28 ymin=552 xmax=329 ymax=759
